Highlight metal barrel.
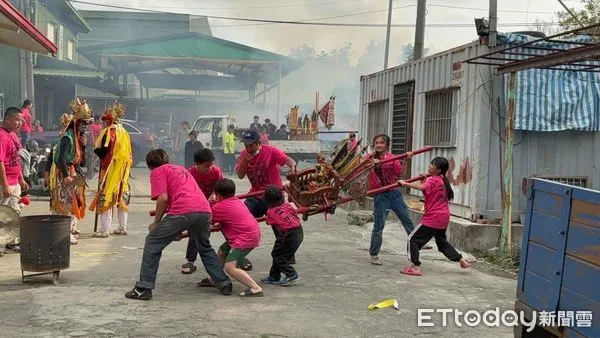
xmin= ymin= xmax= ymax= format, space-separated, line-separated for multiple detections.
xmin=20 ymin=215 xmax=71 ymax=272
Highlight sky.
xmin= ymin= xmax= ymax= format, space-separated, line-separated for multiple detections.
xmin=71 ymin=0 xmax=586 ymax=129
xmin=74 ymin=0 xmax=586 ymax=65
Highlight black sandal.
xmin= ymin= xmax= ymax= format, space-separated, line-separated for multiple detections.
xmin=181 ymin=262 xmax=197 ymax=274
xmin=239 ymin=289 xmax=264 ymax=297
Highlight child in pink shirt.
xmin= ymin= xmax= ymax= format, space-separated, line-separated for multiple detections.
xmin=261 ymin=186 xmax=303 ymax=286
xmin=366 ymin=134 xmax=418 ymax=266
xmin=398 ymin=157 xmax=471 ymax=276
xmin=182 ymin=148 xmax=224 ymax=274
xmin=125 ymin=149 xmax=232 ymax=301
xmin=202 ymin=178 xmax=263 ymax=297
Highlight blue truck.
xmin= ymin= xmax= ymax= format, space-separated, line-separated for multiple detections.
xmin=515 ymin=178 xmax=599 ymax=337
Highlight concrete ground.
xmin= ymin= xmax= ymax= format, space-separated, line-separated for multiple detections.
xmin=0 ymin=167 xmax=517 ymax=337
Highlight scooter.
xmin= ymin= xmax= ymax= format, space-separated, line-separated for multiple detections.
xmin=22 ymin=144 xmax=51 ymax=197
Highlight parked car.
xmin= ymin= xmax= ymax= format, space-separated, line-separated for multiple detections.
xmin=31 ymin=119 xmax=154 ymax=166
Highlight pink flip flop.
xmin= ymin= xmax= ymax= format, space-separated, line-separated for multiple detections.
xmin=460 ymin=260 xmax=472 ymax=269
xmin=400 ymin=266 xmax=422 ymax=276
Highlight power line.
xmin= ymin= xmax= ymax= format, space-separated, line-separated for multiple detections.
xmin=68 ymin=1 xmax=565 ymax=29
xmin=70 ymin=0 xmax=561 ymax=14
xmin=74 ymin=22 xmax=567 ymax=29
xmin=75 ymin=0 xmax=368 ymax=10
xmin=427 ymin=3 xmax=558 ymax=14
xmin=69 ymin=0 xmax=416 ymax=26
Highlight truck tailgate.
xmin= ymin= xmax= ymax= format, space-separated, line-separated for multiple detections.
xmin=517 ymin=178 xmax=600 ymax=337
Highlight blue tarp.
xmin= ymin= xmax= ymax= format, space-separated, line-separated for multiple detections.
xmin=499 ymin=33 xmax=600 ymax=132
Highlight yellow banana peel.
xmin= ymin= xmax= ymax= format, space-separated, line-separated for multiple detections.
xmin=368 ymin=298 xmax=400 ymax=310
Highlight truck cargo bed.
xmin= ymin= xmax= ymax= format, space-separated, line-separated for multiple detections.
xmin=516 ymin=178 xmax=600 ymax=337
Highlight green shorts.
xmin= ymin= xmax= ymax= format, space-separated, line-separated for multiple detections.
xmin=219 ymin=242 xmax=253 ymax=264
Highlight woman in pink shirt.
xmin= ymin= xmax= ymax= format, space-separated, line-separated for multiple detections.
xmin=399 ymin=157 xmax=471 ymax=276
xmin=201 ymin=178 xmax=263 ymax=297
xmin=367 ymin=134 xmax=417 ymax=266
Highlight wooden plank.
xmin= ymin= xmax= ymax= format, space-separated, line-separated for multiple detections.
xmin=529 ymin=210 xmax=563 ymax=250
xmin=565 ymin=222 xmax=600 ymax=266
xmin=532 ymin=190 xmax=564 ymax=217
xmin=570 ymin=199 xmax=600 ymax=229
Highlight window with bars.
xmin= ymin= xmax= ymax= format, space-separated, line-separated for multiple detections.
xmin=46 ymin=23 xmax=56 ymax=43
xmin=536 ymin=176 xmax=588 ymax=188
xmin=67 ymin=40 xmax=74 ymax=61
xmin=367 ymin=101 xmax=389 ymax=144
xmin=424 ymin=88 xmax=457 ymax=147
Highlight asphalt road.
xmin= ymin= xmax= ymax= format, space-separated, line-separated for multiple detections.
xmin=0 ymin=170 xmax=517 ymax=337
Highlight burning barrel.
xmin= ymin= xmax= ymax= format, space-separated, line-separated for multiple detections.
xmin=20 ymin=215 xmax=71 ymax=284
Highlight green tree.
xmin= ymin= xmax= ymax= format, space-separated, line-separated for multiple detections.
xmin=557 ymin=0 xmax=600 ymax=33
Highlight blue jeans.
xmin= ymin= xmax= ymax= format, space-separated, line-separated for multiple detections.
xmin=369 ymin=189 xmax=415 ymax=256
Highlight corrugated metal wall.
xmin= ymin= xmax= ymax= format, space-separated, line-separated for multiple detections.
xmin=487 ymin=129 xmax=600 ymax=218
xmin=359 ymin=42 xmax=496 ymax=218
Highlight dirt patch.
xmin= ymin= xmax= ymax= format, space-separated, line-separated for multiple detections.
xmin=471 ymin=247 xmax=520 ymax=279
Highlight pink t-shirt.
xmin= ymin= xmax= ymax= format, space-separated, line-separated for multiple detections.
xmin=367 ymin=152 xmax=403 ymax=190
xmin=211 ymin=197 xmax=261 ymax=249
xmin=20 ymin=108 xmax=32 ymax=133
xmin=235 ymin=145 xmax=287 ymax=193
xmin=266 ymin=202 xmax=301 ymax=231
xmin=421 ymin=175 xmax=451 ymax=229
xmin=150 ymin=164 xmax=211 ymax=215
xmin=0 ymin=128 xmax=22 ymax=185
xmin=188 ymin=165 xmax=224 ymax=199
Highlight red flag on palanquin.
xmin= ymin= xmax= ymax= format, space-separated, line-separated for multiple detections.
xmin=318 ymin=96 xmax=335 ymax=130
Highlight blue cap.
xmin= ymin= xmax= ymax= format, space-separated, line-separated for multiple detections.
xmin=241 ymin=129 xmax=260 ymax=144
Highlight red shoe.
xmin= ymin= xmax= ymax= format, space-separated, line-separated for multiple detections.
xmin=400 ymin=265 xmax=422 ymax=276
xmin=460 ymin=260 xmax=472 ymax=269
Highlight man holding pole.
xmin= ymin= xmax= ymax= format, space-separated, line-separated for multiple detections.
xmin=89 ymin=103 xmax=132 ymax=238
xmin=236 ymin=129 xmax=297 ymax=266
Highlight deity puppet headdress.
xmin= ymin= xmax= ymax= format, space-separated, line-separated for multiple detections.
xmin=68 ymin=98 xmax=93 ymax=123
xmin=101 ymin=102 xmax=126 ymax=124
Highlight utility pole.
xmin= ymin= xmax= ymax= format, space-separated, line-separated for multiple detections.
xmin=19 ymin=0 xmax=35 ymax=118
xmin=383 ymin=0 xmax=393 ymax=69
xmin=413 ymin=0 xmax=427 ymax=61
xmin=489 ymin=0 xmax=498 ymax=47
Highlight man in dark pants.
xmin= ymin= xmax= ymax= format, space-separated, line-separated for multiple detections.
xmin=235 ymin=130 xmax=298 ymax=265
xmin=125 ymin=149 xmax=232 ymax=300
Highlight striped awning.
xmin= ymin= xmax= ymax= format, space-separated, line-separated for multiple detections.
xmin=499 ymin=33 xmax=600 ymax=132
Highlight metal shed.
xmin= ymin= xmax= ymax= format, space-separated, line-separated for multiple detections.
xmin=359 ymin=35 xmax=600 ymax=222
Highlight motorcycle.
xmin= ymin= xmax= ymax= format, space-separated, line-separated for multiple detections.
xmin=19 ymin=141 xmax=51 ymax=197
